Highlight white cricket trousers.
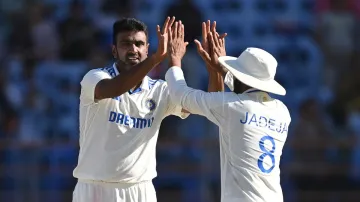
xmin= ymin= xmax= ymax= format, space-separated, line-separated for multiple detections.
xmin=72 ymin=180 xmax=157 ymax=202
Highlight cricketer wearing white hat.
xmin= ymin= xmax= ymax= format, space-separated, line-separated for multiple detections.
xmin=166 ymin=41 xmax=291 ymax=201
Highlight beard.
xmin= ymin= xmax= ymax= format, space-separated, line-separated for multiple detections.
xmin=124 ymin=52 xmax=141 ymax=65
xmin=114 ymin=48 xmax=147 ymax=71
xmin=116 ymin=55 xmax=141 ymax=71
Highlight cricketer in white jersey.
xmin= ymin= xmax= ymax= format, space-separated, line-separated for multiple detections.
xmin=72 ymin=17 xmax=190 ymax=202
xmin=165 ymin=24 xmax=291 ymax=202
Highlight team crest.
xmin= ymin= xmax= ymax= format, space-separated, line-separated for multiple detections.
xmin=145 ymin=99 xmax=156 ymax=111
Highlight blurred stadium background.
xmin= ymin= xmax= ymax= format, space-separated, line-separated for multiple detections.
xmin=1 ymin=0 xmax=360 ymax=201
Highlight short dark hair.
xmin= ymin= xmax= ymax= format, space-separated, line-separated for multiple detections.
xmin=112 ymin=18 xmax=148 ymax=45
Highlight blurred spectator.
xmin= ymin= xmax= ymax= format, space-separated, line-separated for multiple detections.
xmin=6 ymin=13 xmax=33 ymax=56
xmin=165 ymin=0 xmax=203 ymax=49
xmin=92 ymin=0 xmax=134 ymax=47
xmin=29 ymin=3 xmax=60 ymax=60
xmin=315 ymin=0 xmax=357 ymax=90
xmin=58 ymin=0 xmax=96 ymax=60
xmin=327 ymin=67 xmax=360 ymax=129
xmin=288 ymin=98 xmax=336 ymax=202
xmin=316 ymin=0 xmax=360 ymax=18
xmin=102 ymin=0 xmax=132 ymax=16
xmin=17 ymin=82 xmax=47 ymax=146
xmin=0 ymin=71 xmax=17 ymax=136
xmin=347 ymin=95 xmax=360 ymax=189
xmin=86 ymin=47 xmax=111 ymax=69
xmin=4 ymin=55 xmax=37 ymax=109
xmin=0 ymin=71 xmax=18 ymax=200
xmin=0 ymin=0 xmax=26 ymax=18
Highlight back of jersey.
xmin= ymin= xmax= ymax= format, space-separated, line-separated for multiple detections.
xmin=219 ymin=91 xmax=291 ymax=202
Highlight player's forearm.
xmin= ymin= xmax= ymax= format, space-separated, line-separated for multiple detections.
xmin=166 ymin=67 xmax=212 ymax=116
xmin=208 ymin=70 xmax=224 ymax=92
xmin=95 ymin=54 xmax=162 ymax=99
xmin=218 ymin=64 xmax=228 ymax=78
xmin=165 ymin=66 xmax=187 ymax=105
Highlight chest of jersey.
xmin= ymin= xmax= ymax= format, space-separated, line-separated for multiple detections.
xmin=104 ymin=88 xmax=164 ymax=130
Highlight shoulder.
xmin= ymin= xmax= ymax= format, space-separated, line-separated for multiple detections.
xmin=83 ymin=67 xmax=111 ymax=78
xmin=275 ymin=99 xmax=291 ymax=121
xmin=80 ymin=67 xmax=112 ymax=86
xmin=146 ymin=76 xmax=166 ymax=90
xmin=234 ymin=93 xmax=266 ymax=111
xmin=227 ymin=93 xmax=251 ymax=106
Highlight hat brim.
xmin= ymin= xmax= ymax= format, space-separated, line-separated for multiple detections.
xmin=218 ymin=56 xmax=286 ymax=96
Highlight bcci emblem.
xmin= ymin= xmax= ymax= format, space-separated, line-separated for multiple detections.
xmin=145 ymin=99 xmax=156 ymax=111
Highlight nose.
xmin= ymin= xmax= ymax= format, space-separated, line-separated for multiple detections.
xmin=129 ymin=44 xmax=138 ymax=52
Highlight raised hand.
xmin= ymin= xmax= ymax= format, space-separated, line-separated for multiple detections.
xmin=208 ymin=30 xmax=226 ymax=63
xmin=201 ymin=20 xmax=211 ymax=53
xmin=168 ymin=21 xmax=189 ymax=67
xmin=194 ymin=21 xmax=227 ymax=72
xmin=155 ymin=16 xmax=176 ymax=60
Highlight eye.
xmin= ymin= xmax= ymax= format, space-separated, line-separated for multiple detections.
xmin=135 ymin=41 xmax=145 ymax=47
xmin=119 ymin=41 xmax=132 ymax=47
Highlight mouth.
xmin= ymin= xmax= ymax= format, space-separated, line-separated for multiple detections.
xmin=126 ymin=56 xmax=139 ymax=63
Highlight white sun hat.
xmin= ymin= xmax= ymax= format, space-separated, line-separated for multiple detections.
xmin=218 ymin=47 xmax=286 ymax=95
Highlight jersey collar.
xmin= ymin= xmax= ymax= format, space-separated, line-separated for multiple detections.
xmin=112 ymin=63 xmax=150 ymax=94
xmin=244 ymin=88 xmax=262 ymax=94
xmin=244 ymin=88 xmax=271 ymax=101
xmin=112 ymin=63 xmax=120 ymax=76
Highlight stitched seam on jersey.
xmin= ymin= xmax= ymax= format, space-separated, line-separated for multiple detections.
xmin=80 ymin=105 xmax=91 ymax=139
xmin=82 ymin=104 xmax=101 ymax=139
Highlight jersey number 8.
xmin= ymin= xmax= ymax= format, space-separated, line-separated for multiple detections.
xmin=257 ymin=135 xmax=276 ymax=173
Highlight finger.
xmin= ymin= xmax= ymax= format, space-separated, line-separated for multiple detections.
xmin=206 ymin=20 xmax=211 ymax=34
xmin=215 ymin=32 xmax=222 ymax=46
xmin=168 ymin=27 xmax=173 ymax=42
xmin=208 ymin=32 xmax=214 ymax=49
xmin=220 ymin=38 xmax=225 ymax=47
xmin=211 ymin=21 xmax=216 ymax=33
xmin=194 ymin=40 xmax=210 ymax=61
xmin=202 ymin=22 xmax=207 ymax=43
xmin=194 ymin=39 xmax=203 ymax=52
xmin=219 ymin=33 xmax=227 ymax=47
xmin=208 ymin=32 xmax=214 ymax=47
xmin=185 ymin=42 xmax=189 ymax=46
xmin=162 ymin=17 xmax=170 ymax=34
xmin=181 ymin=24 xmax=185 ymax=41
xmin=156 ymin=25 xmax=161 ymax=37
xmin=173 ymin=21 xmax=179 ymax=39
xmin=208 ymin=32 xmax=216 ymax=58
xmin=178 ymin=21 xmax=182 ymax=40
xmin=212 ymin=30 xmax=220 ymax=47
xmin=199 ymin=50 xmax=210 ymax=62
xmin=219 ymin=33 xmax=227 ymax=39
xmin=168 ymin=16 xmax=176 ymax=31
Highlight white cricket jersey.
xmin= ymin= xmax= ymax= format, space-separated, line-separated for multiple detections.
xmin=73 ymin=64 xmax=188 ymax=183
xmin=165 ymin=67 xmax=291 ymax=202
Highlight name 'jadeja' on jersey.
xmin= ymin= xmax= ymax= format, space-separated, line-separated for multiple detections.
xmin=240 ymin=112 xmax=288 ymax=134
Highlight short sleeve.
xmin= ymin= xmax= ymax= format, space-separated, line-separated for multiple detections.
xmin=163 ymin=83 xmax=189 ymax=119
xmin=80 ymin=69 xmax=111 ymax=104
